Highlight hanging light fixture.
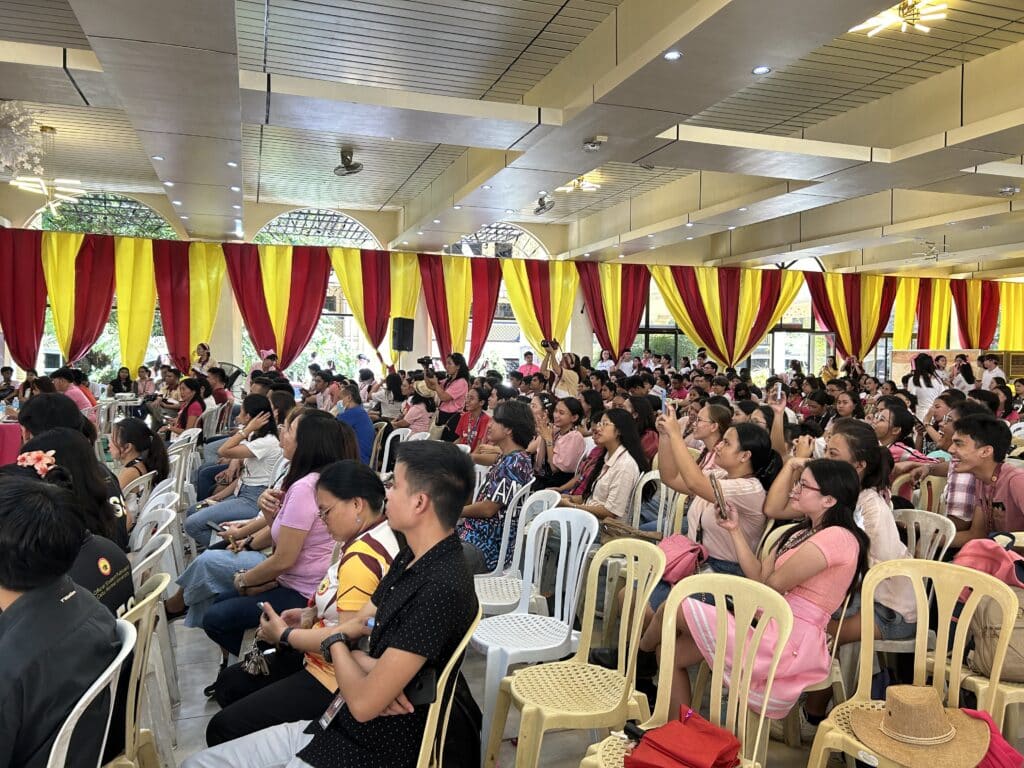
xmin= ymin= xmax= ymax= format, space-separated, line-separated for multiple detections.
xmin=7 ymin=125 xmax=87 ymax=216
xmin=556 ymin=175 xmax=602 ymax=193
xmin=850 ymin=1 xmax=947 ymax=36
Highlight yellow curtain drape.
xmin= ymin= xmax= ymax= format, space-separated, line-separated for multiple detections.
xmin=549 ymin=261 xmax=579 ymax=351
xmin=500 ymin=260 xmax=579 ymax=354
xmin=921 ymin=278 xmax=951 ymax=349
xmin=187 ymin=242 xmax=226 ymax=350
xmin=388 ymin=252 xmax=421 ymax=364
xmin=820 ymin=273 xmax=856 ymax=358
xmin=648 ymin=266 xmax=704 ymax=349
xmin=733 ymin=268 xmax=804 ymax=362
xmin=257 ymin=245 xmax=294 ymax=353
xmin=597 ymin=263 xmax=622 ymax=351
xmin=442 ymin=256 xmax=472 ymax=357
xmin=113 ymin=237 xmax=156 ymax=371
xmin=41 ymin=231 xmax=86 ymax=358
xmin=501 ymin=261 xmax=547 ymax=354
xmin=1000 ymin=282 xmax=1024 ymax=349
xmin=328 ymin=247 xmax=371 ymax=352
xmin=893 ymin=277 xmax=919 ymax=350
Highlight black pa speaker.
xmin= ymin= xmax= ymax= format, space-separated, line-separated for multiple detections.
xmin=392 ymin=317 xmax=414 ymax=351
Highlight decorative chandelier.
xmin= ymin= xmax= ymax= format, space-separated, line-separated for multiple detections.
xmin=0 ymin=101 xmax=44 ymax=176
xmin=850 ymin=1 xmax=947 ymax=36
xmin=556 ymin=176 xmax=601 ymax=193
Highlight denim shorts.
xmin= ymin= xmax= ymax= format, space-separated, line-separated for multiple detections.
xmin=648 ymin=557 xmax=743 ymax=610
xmin=832 ymin=592 xmax=915 ymax=640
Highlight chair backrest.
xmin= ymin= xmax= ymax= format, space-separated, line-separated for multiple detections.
xmin=652 ymin=575 xmax=793 ymax=762
xmin=507 ymin=489 xmax=561 ymax=576
xmin=472 ymin=463 xmax=489 ymax=501
xmin=663 ymin=492 xmax=687 ymax=538
xmin=216 ymin=400 xmax=235 ymax=432
xmin=380 ymin=428 xmax=410 ymax=473
xmin=369 ymin=422 xmax=389 ymax=470
xmin=129 ymin=507 xmax=176 ymax=552
xmin=131 ymin=533 xmax=173 ymax=588
xmin=197 ymin=404 xmax=225 ymax=439
xmin=414 ymin=605 xmax=482 ymax=768
xmin=407 ymin=431 xmax=431 ymax=441
xmin=890 ymin=472 xmax=914 ymax=500
xmin=921 ymin=474 xmax=947 ymax=515
xmin=171 ymin=427 xmax=202 ymax=446
xmin=122 ymin=470 xmax=157 ymax=517
xmin=756 ymin=521 xmax=800 ymax=561
xmin=629 ymin=470 xmax=661 ymax=528
xmin=575 ymin=540 xmax=665 ymax=698
xmin=141 ymin=489 xmax=180 ymax=518
xmin=489 ymin=480 xmax=534 ymax=575
xmin=46 ymin=619 xmax=137 ymax=768
xmin=895 ymin=508 xmax=956 ymax=562
xmin=517 ymin=508 xmax=599 ymax=627
xmin=853 ymin=559 xmax=1018 ymax=711
xmin=116 ymin=573 xmax=171 ymax=761
xmin=153 ymin=464 xmax=176 ymax=498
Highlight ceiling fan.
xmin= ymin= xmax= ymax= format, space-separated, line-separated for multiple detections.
xmin=556 ymin=176 xmax=601 ymax=193
xmin=911 ymin=239 xmax=949 ymax=262
xmin=333 ymin=147 xmax=363 ymax=176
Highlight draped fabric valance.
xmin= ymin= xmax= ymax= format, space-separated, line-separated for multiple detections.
xmin=805 ymin=273 xmax=899 ymax=361
xmin=2 ymin=226 xmax=1023 ymax=375
xmin=577 ymin=262 xmax=650 ymax=359
xmin=650 ymin=265 xmax=803 ymax=368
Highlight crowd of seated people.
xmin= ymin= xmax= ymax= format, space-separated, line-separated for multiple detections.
xmin=6 ymin=343 xmax=1024 ymax=768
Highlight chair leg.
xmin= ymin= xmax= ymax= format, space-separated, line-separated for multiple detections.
xmin=806 ymin=730 xmax=831 ymax=768
xmin=692 ymin=662 xmax=710 ymax=708
xmin=483 ymin=679 xmax=514 ymax=768
xmin=514 ymin=705 xmax=546 ymax=768
xmin=782 ymin=708 xmax=801 ymax=747
xmin=154 ymin=605 xmax=180 ymax=705
xmin=601 ymin=563 xmax=622 ymax=648
xmin=480 ymin=648 xmax=511 ymax=766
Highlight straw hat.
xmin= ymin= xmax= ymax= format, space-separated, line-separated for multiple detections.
xmin=849 ymin=686 xmax=989 ymax=768
xmin=412 ymin=380 xmax=433 ymax=399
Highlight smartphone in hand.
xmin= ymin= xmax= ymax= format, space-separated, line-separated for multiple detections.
xmin=710 ymin=475 xmax=729 ymax=521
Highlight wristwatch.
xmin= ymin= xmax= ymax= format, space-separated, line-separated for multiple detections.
xmin=280 ymin=627 xmax=294 ymax=648
xmin=320 ymin=632 xmax=350 ymax=663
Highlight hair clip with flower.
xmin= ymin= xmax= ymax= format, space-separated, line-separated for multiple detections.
xmin=16 ymin=450 xmax=57 ymax=478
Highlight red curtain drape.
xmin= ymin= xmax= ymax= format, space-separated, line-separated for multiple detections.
xmin=805 ymin=272 xmax=899 ymax=360
xmin=468 ymin=258 xmax=501 ymax=368
xmin=0 ymin=228 xmax=47 ymax=370
xmin=66 ymin=234 xmax=116 ymax=363
xmin=418 ymin=254 xmax=453 ymax=361
xmin=279 ymin=246 xmax=331 ymax=368
xmin=223 ymin=243 xmax=276 ymax=357
xmin=152 ymin=240 xmax=194 ymax=372
xmin=358 ymin=250 xmax=392 ymax=354
xmin=576 ymin=262 xmax=650 ymax=358
xmin=950 ymin=279 xmax=1000 ymax=349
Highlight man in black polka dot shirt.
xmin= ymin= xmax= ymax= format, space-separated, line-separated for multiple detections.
xmin=184 ymin=441 xmax=479 ymax=768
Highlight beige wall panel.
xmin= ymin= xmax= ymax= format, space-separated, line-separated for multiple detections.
xmin=616 ymin=0 xmax=699 ymax=60
xmin=964 ymin=42 xmax=1024 ymax=124
xmin=891 ymin=190 xmax=993 ymax=224
xmin=698 ymin=171 xmax=779 ymax=208
xmin=800 ymin=192 xmax=891 ymax=241
xmin=731 ymin=215 xmax=800 ymax=256
xmin=523 ymin=13 xmax=617 ymax=109
xmin=804 ymin=67 xmax=961 ymax=148
xmin=577 ymin=199 xmax=631 ymax=244
xmin=627 ymin=175 xmax=702 ymax=230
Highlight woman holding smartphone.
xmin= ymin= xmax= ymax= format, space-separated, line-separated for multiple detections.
xmin=424 ymin=353 xmax=470 ymax=441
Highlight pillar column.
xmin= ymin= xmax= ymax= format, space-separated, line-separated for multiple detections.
xmin=208 ymin=278 xmax=241 ymax=366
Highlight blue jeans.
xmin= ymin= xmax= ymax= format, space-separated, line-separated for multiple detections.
xmin=203 ymin=437 xmax=230 ymax=465
xmin=202 ymin=585 xmax=308 ymax=655
xmin=196 ymin=463 xmax=225 ymax=502
xmin=649 ymin=557 xmax=744 ymax=609
xmin=183 ymin=484 xmax=265 ymax=548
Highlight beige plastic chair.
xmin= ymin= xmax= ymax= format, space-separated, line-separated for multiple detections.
xmin=807 ymin=560 xmax=1018 ymax=768
xmin=580 ymin=574 xmax=794 ymax=768
xmin=483 ymin=539 xmax=665 ymax=768
xmin=414 ymin=604 xmax=482 ymax=768
xmin=920 ymin=474 xmax=946 ymax=515
xmin=888 ymin=472 xmax=914 ymax=501
xmin=369 ymin=421 xmax=388 ymax=470
xmin=104 ymin=572 xmax=172 ymax=768
xmin=894 ymin=507 xmax=955 ymax=562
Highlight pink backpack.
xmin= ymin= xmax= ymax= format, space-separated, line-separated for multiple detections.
xmin=952 ymin=536 xmax=1024 ymax=589
xmin=658 ymin=535 xmax=707 ymax=584
xmin=963 ymin=709 xmax=1024 ymax=767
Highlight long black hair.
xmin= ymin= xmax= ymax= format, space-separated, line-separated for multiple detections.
xmin=241 ymin=394 xmax=277 ymax=440
xmin=774 ymin=458 xmax=869 ymax=598
xmin=176 ymin=377 xmax=206 ymax=428
xmin=20 ymin=429 xmax=119 ymax=541
xmin=283 ymin=410 xmax=359 ymax=491
xmin=317 ymin=460 xmax=387 ymax=518
xmin=445 ymin=352 xmax=471 ymax=384
xmin=829 ymin=417 xmax=893 ymax=493
xmin=580 ymin=408 xmax=650 ymax=500
xmin=731 ymin=423 xmax=783 ymax=491
xmin=628 ymin=395 xmax=658 ymax=436
xmin=112 ymin=417 xmax=169 ymax=482
xmin=911 ymin=353 xmax=937 ymax=389
xmin=955 ymin=354 xmax=976 ymax=385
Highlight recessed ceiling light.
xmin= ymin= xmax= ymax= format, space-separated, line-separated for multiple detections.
xmin=172 ymin=200 xmax=182 ymax=206
xmin=453 ymin=205 xmax=462 ymax=210
xmin=618 ymin=253 xmax=625 ymax=258
xmin=417 ymin=231 xmax=424 ymax=235
xmin=232 ymin=204 xmax=241 ymax=210
xmin=402 ymin=241 xmax=409 ymax=245
xmin=538 ymin=190 xmax=547 ymax=196
xmin=180 ymin=215 xmax=189 ymax=220
xmin=728 ymin=226 xmax=736 ymax=230
xmin=685 ymin=236 xmax=694 ymax=241
xmin=583 ymin=252 xmax=590 ymax=257
xmin=649 ymin=245 xmax=656 ymax=250
xmin=738 ymin=207 xmax=748 ymax=212
xmin=752 ymin=65 xmax=771 ymax=75
xmin=505 ymin=209 xmax=514 ymax=215
xmin=163 ymin=181 xmax=174 ymax=187
xmin=151 ymin=155 xmax=164 ymax=161
xmin=230 ymin=185 xmax=241 ymax=192
xmin=226 ymin=161 xmax=238 ymax=168
xmin=663 ymin=50 xmax=683 ymax=61
xmin=685 ymin=221 xmax=694 ymax=228
xmin=433 ymin=219 xmax=441 ymax=224
xmin=949 ymin=221 xmax=958 ymax=225
xmin=647 ymin=234 xmax=654 ymax=238
xmin=482 ymin=184 xmax=491 ymax=190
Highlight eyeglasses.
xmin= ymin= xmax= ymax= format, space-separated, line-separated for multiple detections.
xmin=380 ymin=472 xmax=395 ymax=489
xmin=941 ymin=413 xmax=955 ymax=424
xmin=317 ymin=502 xmax=339 ymax=523
xmin=870 ymin=412 xmax=890 ymax=424
xmin=693 ymin=416 xmax=714 ymax=426
xmin=792 ymin=479 xmax=822 ymax=494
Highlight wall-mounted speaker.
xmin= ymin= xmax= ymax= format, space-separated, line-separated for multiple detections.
xmin=392 ymin=317 xmax=414 ymax=351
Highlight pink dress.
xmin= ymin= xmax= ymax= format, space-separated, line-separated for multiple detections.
xmin=683 ymin=526 xmax=858 ymax=718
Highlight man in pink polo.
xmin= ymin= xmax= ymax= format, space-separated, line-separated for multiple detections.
xmin=517 ymin=351 xmax=540 ymax=377
xmin=51 ymin=367 xmax=97 ymax=422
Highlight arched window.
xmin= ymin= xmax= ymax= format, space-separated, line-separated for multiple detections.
xmin=254 ymin=208 xmax=380 ymax=247
xmin=29 ymin=192 xmax=178 ymax=239
xmin=445 ymin=222 xmax=547 ymax=261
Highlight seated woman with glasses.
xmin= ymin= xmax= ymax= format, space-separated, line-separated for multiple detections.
xmin=203 ymin=460 xmax=400 ymax=747
xmin=641 ymin=458 xmax=869 ymax=720
xmin=167 ymin=411 xmax=356 ymax=690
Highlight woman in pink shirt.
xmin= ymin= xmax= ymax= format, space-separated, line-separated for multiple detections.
xmin=425 ymin=352 xmax=470 ymax=441
xmin=392 ymin=379 xmax=436 ymax=435
xmin=161 ymin=377 xmax=205 ymax=438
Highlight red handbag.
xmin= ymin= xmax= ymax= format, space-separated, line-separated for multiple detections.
xmin=658 ymin=535 xmax=707 ymax=585
xmin=624 ymin=707 xmax=741 ymax=768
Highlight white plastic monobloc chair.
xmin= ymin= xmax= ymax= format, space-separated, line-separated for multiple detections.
xmin=128 ymin=507 xmax=176 ymax=554
xmin=46 ymin=619 xmax=137 ymax=768
xmin=139 ymin=490 xmax=180 ymax=520
xmin=470 ymin=507 xmax=600 ymax=760
xmin=475 ymin=489 xmax=560 ymax=616
xmin=122 ymin=470 xmax=157 ymax=521
xmin=379 ymin=427 xmax=410 ymax=475
xmin=131 ymin=533 xmax=174 ymax=588
xmin=407 ymin=431 xmax=431 ymax=441
xmin=477 ymin=480 xmax=534 ymax=582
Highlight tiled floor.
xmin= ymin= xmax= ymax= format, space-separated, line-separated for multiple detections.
xmin=169 ymin=622 xmax=811 ymax=767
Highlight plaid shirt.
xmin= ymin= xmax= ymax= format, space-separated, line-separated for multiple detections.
xmin=888 ymin=442 xmax=939 ymax=500
xmin=943 ymin=469 xmax=977 ymax=521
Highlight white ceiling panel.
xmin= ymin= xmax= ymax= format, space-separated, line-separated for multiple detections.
xmin=243 ymin=124 xmax=465 ymax=210
xmin=235 ymin=0 xmax=621 ymax=102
